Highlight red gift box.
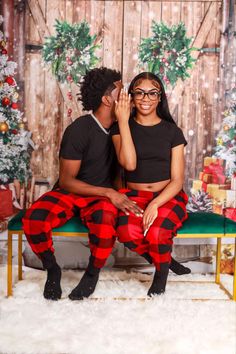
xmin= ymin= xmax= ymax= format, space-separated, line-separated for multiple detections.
xmin=224 ymin=208 xmax=236 ymax=222
xmin=0 ymin=188 xmax=13 ymax=219
xmin=203 ymin=160 xmax=226 ymax=185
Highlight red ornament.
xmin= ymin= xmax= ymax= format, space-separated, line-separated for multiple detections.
xmin=66 ymin=57 xmax=73 ymax=65
xmin=1 ymin=49 xmax=7 ymax=55
xmin=11 ymin=102 xmax=18 ymax=110
xmin=67 ymin=75 xmax=73 ymax=82
xmin=11 ymin=129 xmax=18 ymax=135
xmin=2 ymin=97 xmax=10 ymax=106
xmin=5 ymin=76 xmax=15 ymax=86
xmin=67 ymin=91 xmax=72 ymax=100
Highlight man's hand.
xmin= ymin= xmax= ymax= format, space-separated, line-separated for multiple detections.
xmin=108 ymin=190 xmax=143 ymax=216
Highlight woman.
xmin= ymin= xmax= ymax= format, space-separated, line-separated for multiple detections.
xmin=111 ymin=72 xmax=189 ymax=296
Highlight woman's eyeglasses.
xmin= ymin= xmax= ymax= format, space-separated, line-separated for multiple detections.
xmin=131 ymin=90 xmax=161 ymax=101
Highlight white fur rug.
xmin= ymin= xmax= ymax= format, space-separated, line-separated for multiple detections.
xmin=0 ymin=266 xmax=235 ymax=354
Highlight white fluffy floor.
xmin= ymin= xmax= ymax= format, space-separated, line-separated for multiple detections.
xmin=0 ymin=266 xmax=235 ymax=354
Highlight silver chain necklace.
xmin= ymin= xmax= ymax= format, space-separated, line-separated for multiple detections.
xmin=91 ymin=113 xmax=110 ymax=135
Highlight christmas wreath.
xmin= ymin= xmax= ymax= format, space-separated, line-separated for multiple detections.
xmin=138 ymin=22 xmax=197 ymax=87
xmin=43 ymin=20 xmax=101 ymax=84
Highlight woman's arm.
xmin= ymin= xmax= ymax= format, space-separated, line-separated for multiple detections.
xmin=113 ymin=89 xmax=136 ymax=171
xmin=143 ymin=144 xmax=185 ymax=231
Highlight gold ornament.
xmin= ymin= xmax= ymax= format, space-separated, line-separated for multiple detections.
xmin=1 ymin=40 xmax=6 ymax=48
xmin=0 ymin=121 xmax=9 ymax=133
xmin=18 ymin=122 xmax=25 ymax=129
xmin=217 ymin=137 xmax=223 ymax=146
xmin=13 ymin=92 xmax=19 ymax=100
xmin=223 ymin=124 xmax=229 ymax=131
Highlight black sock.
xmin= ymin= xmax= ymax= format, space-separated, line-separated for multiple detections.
xmin=69 ymin=269 xmax=100 ymax=301
xmin=147 ymin=265 xmax=169 ymax=297
xmin=43 ymin=263 xmax=62 ymax=301
xmin=169 ymin=257 xmax=191 ymax=275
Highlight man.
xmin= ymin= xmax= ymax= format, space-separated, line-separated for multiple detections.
xmin=23 ymin=67 xmax=189 ymax=301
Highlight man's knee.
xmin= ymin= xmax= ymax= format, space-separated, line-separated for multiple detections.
xmin=90 ymin=202 xmax=117 ymax=226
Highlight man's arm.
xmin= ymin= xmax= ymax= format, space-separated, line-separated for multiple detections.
xmin=59 ymin=158 xmax=143 ymax=216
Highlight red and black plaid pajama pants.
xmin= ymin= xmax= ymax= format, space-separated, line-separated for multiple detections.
xmin=116 ymin=189 xmax=188 ymax=271
xmin=22 ymin=188 xmax=118 ymax=270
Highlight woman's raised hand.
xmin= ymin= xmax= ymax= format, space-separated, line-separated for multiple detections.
xmin=115 ymin=88 xmax=131 ymax=123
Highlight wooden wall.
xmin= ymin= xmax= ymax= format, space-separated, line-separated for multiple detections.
xmin=22 ymin=0 xmax=224 ymax=189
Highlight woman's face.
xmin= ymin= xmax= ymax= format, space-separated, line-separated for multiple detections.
xmin=132 ymin=79 xmax=161 ymax=116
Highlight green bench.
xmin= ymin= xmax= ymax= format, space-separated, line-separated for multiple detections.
xmin=7 ymin=211 xmax=236 ymax=300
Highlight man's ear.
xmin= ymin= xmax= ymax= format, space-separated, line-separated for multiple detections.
xmin=101 ymin=95 xmax=112 ymax=107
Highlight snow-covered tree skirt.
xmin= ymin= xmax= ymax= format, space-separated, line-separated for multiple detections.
xmin=0 ymin=266 xmax=235 ymax=354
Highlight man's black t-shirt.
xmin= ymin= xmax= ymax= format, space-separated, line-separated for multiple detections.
xmin=111 ymin=117 xmax=187 ymax=183
xmin=59 ymin=114 xmax=117 ymax=187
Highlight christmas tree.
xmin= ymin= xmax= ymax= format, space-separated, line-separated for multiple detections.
xmin=0 ymin=15 xmax=33 ymax=184
xmin=214 ymin=87 xmax=236 ymax=177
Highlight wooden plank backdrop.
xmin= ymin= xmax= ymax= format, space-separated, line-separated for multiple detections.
xmin=22 ymin=0 xmax=225 ymax=189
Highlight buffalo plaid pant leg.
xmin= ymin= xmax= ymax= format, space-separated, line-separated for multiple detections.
xmin=23 ymin=189 xmax=118 ymax=270
xmin=117 ymin=189 xmax=188 ymax=271
xmin=79 ymin=199 xmax=118 ymax=271
xmin=22 ymin=189 xmax=79 ymax=269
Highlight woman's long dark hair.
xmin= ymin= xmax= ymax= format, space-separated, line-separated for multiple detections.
xmin=128 ymin=72 xmax=176 ymax=124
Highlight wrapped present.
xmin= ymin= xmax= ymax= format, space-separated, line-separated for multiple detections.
xmin=224 ymin=208 xmax=236 ymax=222
xmin=0 ymin=186 xmax=13 ymax=219
xmin=206 ymin=184 xmax=220 ymax=197
xmin=219 ymin=183 xmax=231 ymax=190
xmin=212 ymin=200 xmax=223 ymax=215
xmin=192 ymin=180 xmax=203 ymax=192
xmin=225 ymin=190 xmax=236 ymax=208
xmin=203 ymin=173 xmax=213 ymax=183
xmin=231 ymin=173 xmax=236 ymax=191
xmin=204 ymin=157 xmax=225 ymax=167
xmin=213 ymin=189 xmax=227 ymax=203
xmin=203 ymin=160 xmax=226 ymax=185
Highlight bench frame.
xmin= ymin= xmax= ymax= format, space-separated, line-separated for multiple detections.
xmin=7 ymin=229 xmax=236 ymax=300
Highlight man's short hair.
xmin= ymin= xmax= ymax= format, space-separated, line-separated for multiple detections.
xmin=78 ymin=67 xmax=121 ymax=111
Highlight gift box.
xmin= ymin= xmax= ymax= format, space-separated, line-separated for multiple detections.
xmin=0 ymin=188 xmax=13 ymax=219
xmin=203 ymin=157 xmax=225 ymax=167
xmin=219 ymin=183 xmax=231 ymax=190
xmin=206 ymin=184 xmax=220 ymax=197
xmin=225 ymin=190 xmax=236 ymax=208
xmin=212 ymin=203 xmax=223 ymax=215
xmin=192 ymin=180 xmax=203 ymax=192
xmin=231 ymin=174 xmax=236 ymax=191
xmin=203 ymin=160 xmax=226 ymax=185
xmin=213 ymin=189 xmax=227 ymax=203
xmin=199 ymin=171 xmax=213 ymax=183
xmin=224 ymin=208 xmax=236 ymax=222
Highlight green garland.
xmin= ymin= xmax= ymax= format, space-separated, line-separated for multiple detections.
xmin=139 ymin=22 xmax=197 ymax=87
xmin=43 ymin=20 xmax=101 ymax=84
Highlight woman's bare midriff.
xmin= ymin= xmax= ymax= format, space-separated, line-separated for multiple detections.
xmin=127 ymin=179 xmax=170 ymax=192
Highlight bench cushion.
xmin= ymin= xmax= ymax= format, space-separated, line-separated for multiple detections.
xmin=8 ymin=210 xmax=236 ymax=235
xmin=8 ymin=210 xmax=88 ymax=233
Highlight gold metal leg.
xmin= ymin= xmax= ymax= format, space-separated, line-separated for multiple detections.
xmin=215 ymin=237 xmax=221 ymax=284
xmin=18 ymin=233 xmax=22 ymax=281
xmin=233 ymin=238 xmax=236 ymax=301
xmin=7 ymin=232 xmax=13 ymax=297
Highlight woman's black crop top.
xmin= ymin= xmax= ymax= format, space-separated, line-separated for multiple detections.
xmin=110 ymin=117 xmax=187 ymax=183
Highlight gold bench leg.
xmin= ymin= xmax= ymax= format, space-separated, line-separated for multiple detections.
xmin=18 ymin=233 xmax=22 ymax=281
xmin=215 ymin=237 xmax=221 ymax=284
xmin=233 ymin=238 xmax=236 ymax=301
xmin=7 ymin=232 xmax=13 ymax=297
